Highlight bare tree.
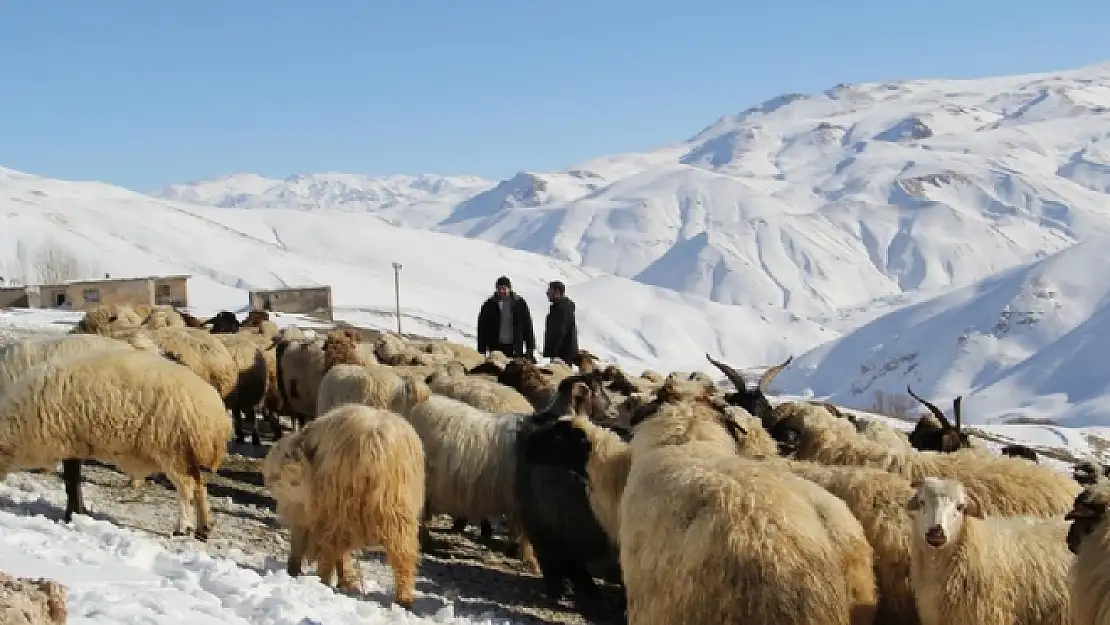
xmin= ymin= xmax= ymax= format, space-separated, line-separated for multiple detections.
xmin=870 ymin=389 xmax=916 ymax=420
xmin=12 ymin=239 xmax=30 ymax=285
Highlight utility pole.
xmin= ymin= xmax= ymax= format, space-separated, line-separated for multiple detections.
xmin=392 ymin=262 xmax=403 ymax=336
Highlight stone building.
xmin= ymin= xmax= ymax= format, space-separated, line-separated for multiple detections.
xmin=0 ymin=275 xmax=190 ymax=311
xmin=249 ymin=285 xmax=333 ymax=321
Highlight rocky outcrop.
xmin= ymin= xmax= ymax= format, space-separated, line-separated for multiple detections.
xmin=0 ymin=572 xmax=66 ymax=624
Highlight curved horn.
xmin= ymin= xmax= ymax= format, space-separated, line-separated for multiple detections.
xmin=953 ymin=396 xmax=963 ymax=432
xmin=906 ymin=385 xmax=950 ymax=427
xmin=758 ymin=355 xmax=793 ymax=392
xmin=705 ymin=353 xmax=748 ymax=391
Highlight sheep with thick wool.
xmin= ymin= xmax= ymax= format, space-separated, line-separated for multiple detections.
xmin=616 ymin=396 xmax=867 ymax=625
xmin=854 ymin=417 xmax=913 ymax=449
xmin=262 ymin=403 xmax=425 ymax=609
xmin=0 ymin=333 xmax=143 ymax=393
xmin=73 ymin=304 xmax=143 ymax=335
xmin=0 ymin=349 xmax=231 ymax=538
xmin=140 ymin=306 xmax=186 ymax=330
xmin=769 ymin=400 xmax=1080 ymax=517
xmin=272 ymin=335 xmax=327 ymax=427
xmin=906 ymin=477 xmax=1072 ymax=625
xmin=395 ymin=378 xmax=539 ymax=569
xmin=316 ymin=364 xmax=424 ymax=416
xmin=512 ymin=379 xmax=631 ymax=611
xmin=425 ymin=369 xmax=534 ymax=414
xmin=1063 ymin=480 xmax=1110 ymax=625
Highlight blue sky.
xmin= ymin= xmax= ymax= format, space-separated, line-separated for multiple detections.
xmin=1 ymin=1 xmax=1108 ymax=191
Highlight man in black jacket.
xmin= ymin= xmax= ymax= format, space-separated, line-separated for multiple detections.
xmin=476 ymin=276 xmax=536 ymax=359
xmin=542 ymin=280 xmax=579 ymax=365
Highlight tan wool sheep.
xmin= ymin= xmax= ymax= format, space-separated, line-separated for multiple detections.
xmin=770 ymin=401 xmax=1080 ymax=517
xmin=315 ymin=364 xmax=423 ymax=416
xmin=272 ymin=335 xmax=327 ymax=426
xmin=141 ymin=305 xmax=186 ymax=330
xmin=425 ymin=369 xmax=534 ymax=414
xmin=73 ymin=304 xmax=143 ymax=335
xmin=0 ymin=333 xmax=139 ymax=393
xmin=906 ymin=477 xmax=1072 ymax=625
xmin=262 ymin=403 xmax=425 ymax=608
xmin=0 ymin=349 xmax=231 ymax=539
xmin=1064 ymin=480 xmax=1110 ymax=625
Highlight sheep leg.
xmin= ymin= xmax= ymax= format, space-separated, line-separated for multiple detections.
xmin=451 ymin=517 xmax=469 ymax=532
xmin=287 ymin=525 xmax=310 ymax=576
xmin=190 ymin=465 xmax=214 ymax=541
xmin=530 ymin=543 xmax=569 ymax=599
xmin=335 ymin=552 xmax=362 ymax=593
xmin=480 ymin=519 xmax=493 ymax=539
xmin=61 ymin=458 xmax=89 ymax=522
xmin=506 ymin=519 xmax=538 ymax=572
xmin=165 ymin=470 xmax=199 ymax=538
xmin=243 ymin=404 xmax=262 ymax=447
xmin=263 ymin=410 xmax=283 ymax=440
xmin=384 ymin=524 xmax=420 ymax=610
xmin=231 ymin=406 xmax=247 ymax=445
xmin=566 ymin=561 xmax=601 ymax=603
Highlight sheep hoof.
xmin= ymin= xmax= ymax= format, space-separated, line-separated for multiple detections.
xmin=194 ymin=527 xmax=210 ymax=541
xmin=251 ymin=434 xmax=262 ymax=447
xmin=480 ymin=520 xmax=494 ymax=539
xmin=396 ymin=597 xmax=414 ymax=610
xmin=172 ymin=529 xmax=189 ymax=537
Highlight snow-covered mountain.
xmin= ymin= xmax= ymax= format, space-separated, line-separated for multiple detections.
xmin=155 ymin=62 xmax=1110 ymax=319
xmin=0 ymin=166 xmax=833 ymax=373
xmin=155 ymin=172 xmax=495 ymax=229
xmin=776 ymin=234 xmax=1110 ymax=426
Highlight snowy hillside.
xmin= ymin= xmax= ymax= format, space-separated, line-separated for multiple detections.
xmin=0 ymin=166 xmax=833 ymax=373
xmin=157 ymin=62 xmax=1110 ymax=318
xmin=776 ymin=234 xmax=1110 ymax=427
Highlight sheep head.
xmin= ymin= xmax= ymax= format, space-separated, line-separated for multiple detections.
xmin=321 ymin=330 xmax=363 ymax=372
xmin=705 ymin=353 xmax=791 ymax=426
xmin=206 ymin=311 xmax=241 ymax=334
xmin=523 ymin=417 xmax=594 ymax=478
xmin=1065 ymin=483 xmax=1110 ymax=554
xmin=241 ymin=310 xmax=271 ymax=328
xmin=764 ymin=402 xmax=822 ymax=457
xmin=396 ymin=375 xmax=431 ymax=413
xmin=906 ymin=477 xmax=982 ymax=550
xmin=906 ymin=386 xmax=969 ymax=453
xmin=468 ymin=358 xmax=505 ymax=377
xmin=1072 ymin=460 xmax=1110 ymax=486
xmin=574 ymin=350 xmax=599 ymax=373
xmin=630 ymin=382 xmax=749 ymax=452
xmin=537 ymin=371 xmax=612 ymax=424
xmin=999 ymin=444 xmax=1039 ymax=463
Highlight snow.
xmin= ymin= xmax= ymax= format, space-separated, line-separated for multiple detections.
xmin=0 ymin=166 xmax=833 ymax=374
xmin=776 ymin=234 xmax=1110 ymax=426
xmin=156 ymin=62 xmax=1110 ymax=319
xmin=0 ymin=479 xmax=510 ymax=624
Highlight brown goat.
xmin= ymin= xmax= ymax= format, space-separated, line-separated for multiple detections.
xmin=906 ymin=386 xmax=969 ymax=453
xmin=321 ymin=330 xmax=366 ymax=373
xmin=499 ymin=359 xmax=556 ymax=410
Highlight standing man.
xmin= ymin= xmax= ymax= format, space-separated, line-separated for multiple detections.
xmin=542 ymin=280 xmax=579 ymax=365
xmin=477 ymin=276 xmax=536 ymax=359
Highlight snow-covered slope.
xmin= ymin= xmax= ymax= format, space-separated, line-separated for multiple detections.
xmin=0 ymin=166 xmax=833 ymax=373
xmin=158 ymin=62 xmax=1110 ymax=318
xmin=776 ymin=234 xmax=1110 ymax=427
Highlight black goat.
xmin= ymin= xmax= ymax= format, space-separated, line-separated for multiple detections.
xmin=705 ymin=353 xmax=792 ymax=427
xmin=906 ymin=385 xmax=970 ymax=452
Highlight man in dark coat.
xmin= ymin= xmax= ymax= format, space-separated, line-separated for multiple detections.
xmin=542 ymin=280 xmax=579 ymax=365
xmin=476 ymin=276 xmax=536 ymax=359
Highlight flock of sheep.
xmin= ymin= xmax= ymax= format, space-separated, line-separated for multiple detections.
xmin=3 ymin=301 xmax=1110 ymax=624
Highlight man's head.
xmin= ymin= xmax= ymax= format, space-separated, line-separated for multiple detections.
xmin=495 ymin=276 xmax=512 ymax=298
xmin=547 ymin=280 xmax=566 ymax=302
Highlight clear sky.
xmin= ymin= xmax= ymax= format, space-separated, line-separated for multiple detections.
xmin=1 ymin=1 xmax=1108 ymax=192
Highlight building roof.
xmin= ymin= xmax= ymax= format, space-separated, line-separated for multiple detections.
xmin=32 ymin=274 xmax=192 ymax=288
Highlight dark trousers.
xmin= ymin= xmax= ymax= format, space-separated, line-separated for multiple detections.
xmin=490 ymin=342 xmax=519 ymax=357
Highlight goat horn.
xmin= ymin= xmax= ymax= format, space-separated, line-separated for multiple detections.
xmin=906 ymin=385 xmax=950 ymax=427
xmin=758 ymin=355 xmax=793 ymax=392
xmin=705 ymin=353 xmax=748 ymax=391
xmin=953 ymin=396 xmax=963 ymax=432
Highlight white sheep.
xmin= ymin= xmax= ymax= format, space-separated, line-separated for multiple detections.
xmin=771 ymin=401 xmax=1080 ymax=517
xmin=0 ymin=333 xmax=141 ymax=392
xmin=397 ymin=379 xmax=539 ymax=569
xmin=0 ymin=349 xmax=232 ymax=539
xmin=905 ymin=477 xmax=1072 ymax=625
xmin=425 ymin=369 xmax=534 ymax=414
xmin=315 ymin=363 xmax=421 ymax=416
xmin=262 ymin=403 xmax=425 ymax=608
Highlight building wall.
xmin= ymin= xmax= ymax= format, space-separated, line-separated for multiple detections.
xmin=249 ymin=286 xmax=333 ymax=321
xmin=0 ymin=287 xmax=32 ymax=308
xmin=63 ymin=278 xmax=155 ymax=311
xmin=153 ymin=277 xmax=189 ymax=307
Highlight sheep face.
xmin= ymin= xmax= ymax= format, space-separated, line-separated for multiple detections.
xmin=906 ymin=477 xmax=983 ymax=550
xmin=1072 ymin=461 xmax=1109 ymax=486
xmin=1065 ymin=485 xmax=1110 ymax=554
xmin=207 ymin=311 xmax=241 ymax=334
xmin=523 ymin=418 xmax=592 ymax=478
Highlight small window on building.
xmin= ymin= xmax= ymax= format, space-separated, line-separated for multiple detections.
xmin=55 ymin=293 xmax=67 ymax=306
xmin=157 ymin=283 xmax=172 ymax=297
xmin=83 ymin=288 xmax=100 ymax=303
